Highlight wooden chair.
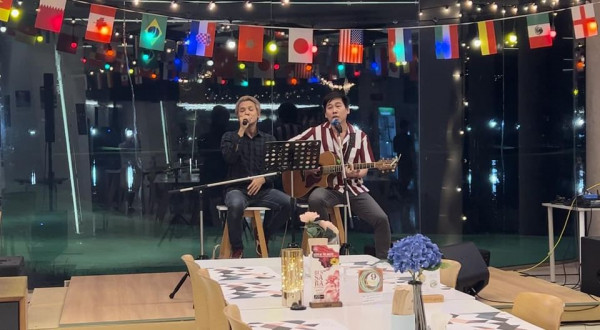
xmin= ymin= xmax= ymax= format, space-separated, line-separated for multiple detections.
xmin=440 ymin=259 xmax=461 ymax=288
xmin=217 ymin=205 xmax=270 ymax=259
xmin=223 ymin=304 xmax=251 ymax=330
xmin=181 ymin=254 xmax=209 ymax=278
xmin=188 ymin=268 xmax=229 ymax=330
xmin=511 ymin=292 xmax=564 ymax=330
xmin=300 ymin=204 xmax=347 ymax=255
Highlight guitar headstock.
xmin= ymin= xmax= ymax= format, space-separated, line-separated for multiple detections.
xmin=375 ymin=156 xmax=399 ymax=173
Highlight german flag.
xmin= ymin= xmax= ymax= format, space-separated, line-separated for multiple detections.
xmin=477 ymin=20 xmax=500 ymax=56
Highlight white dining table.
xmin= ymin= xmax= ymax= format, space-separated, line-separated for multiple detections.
xmin=197 ymin=255 xmax=542 ymax=330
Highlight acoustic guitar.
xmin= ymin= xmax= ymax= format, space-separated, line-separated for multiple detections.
xmin=282 ymin=151 xmax=399 ymax=199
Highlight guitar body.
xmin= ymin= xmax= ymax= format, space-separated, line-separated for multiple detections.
xmin=282 ymin=151 xmax=338 ymax=199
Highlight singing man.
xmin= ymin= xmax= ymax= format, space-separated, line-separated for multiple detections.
xmin=290 ymin=91 xmax=391 ymax=259
xmin=221 ymin=95 xmax=291 ymax=258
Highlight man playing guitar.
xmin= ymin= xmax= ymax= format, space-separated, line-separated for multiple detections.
xmin=289 ymin=91 xmax=391 ymax=259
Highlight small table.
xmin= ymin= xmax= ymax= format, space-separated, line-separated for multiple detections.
xmin=542 ymin=202 xmax=600 ymax=282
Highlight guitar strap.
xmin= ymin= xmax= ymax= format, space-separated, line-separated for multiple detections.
xmin=343 ymin=132 xmax=356 ymax=162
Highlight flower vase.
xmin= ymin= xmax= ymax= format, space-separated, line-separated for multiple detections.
xmin=410 ymin=281 xmax=427 ymax=330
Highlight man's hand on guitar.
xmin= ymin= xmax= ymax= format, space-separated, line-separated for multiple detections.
xmin=304 ymin=168 xmax=321 ymax=177
xmin=345 ymin=164 xmax=363 ymax=178
xmin=247 ymin=177 xmax=265 ymax=195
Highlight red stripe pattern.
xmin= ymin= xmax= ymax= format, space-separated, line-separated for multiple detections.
xmin=290 ymin=122 xmax=374 ymax=195
xmin=338 ymin=29 xmax=363 ymax=64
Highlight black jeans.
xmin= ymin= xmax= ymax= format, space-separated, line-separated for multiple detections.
xmin=224 ymin=188 xmax=291 ymax=249
xmin=307 ymin=187 xmax=391 ymax=259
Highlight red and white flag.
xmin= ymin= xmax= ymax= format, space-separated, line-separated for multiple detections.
xmin=85 ymin=5 xmax=116 ymax=44
xmin=338 ymin=29 xmax=363 ymax=64
xmin=294 ymin=63 xmax=311 ymax=79
xmin=288 ymin=28 xmax=313 ymax=63
xmin=571 ymin=4 xmax=597 ymax=39
xmin=238 ymin=25 xmax=264 ymax=63
xmin=34 ymin=0 xmax=66 ymax=33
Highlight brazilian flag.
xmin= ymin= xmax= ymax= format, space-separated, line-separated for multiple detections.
xmin=140 ymin=14 xmax=167 ymax=51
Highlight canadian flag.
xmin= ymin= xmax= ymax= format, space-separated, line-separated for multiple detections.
xmin=288 ymin=28 xmax=313 ymax=63
xmin=571 ymin=4 xmax=598 ymax=39
xmin=85 ymin=5 xmax=116 ymax=44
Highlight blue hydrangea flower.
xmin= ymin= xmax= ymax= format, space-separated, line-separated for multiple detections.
xmin=387 ymin=234 xmax=442 ymax=280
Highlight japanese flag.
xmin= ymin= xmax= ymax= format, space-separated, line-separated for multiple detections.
xmin=288 ymin=28 xmax=313 ymax=63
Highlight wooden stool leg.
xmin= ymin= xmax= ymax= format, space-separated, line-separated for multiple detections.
xmin=332 ymin=207 xmax=346 ymax=244
xmin=219 ymin=222 xmax=231 ymax=259
xmin=252 ymin=210 xmax=269 ymax=258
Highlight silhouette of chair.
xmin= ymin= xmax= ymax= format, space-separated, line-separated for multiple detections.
xmin=181 ymin=254 xmax=229 ymax=329
xmin=223 ymin=304 xmax=251 ymax=330
xmin=510 ymin=292 xmax=564 ymax=330
xmin=440 ymin=259 xmax=462 ymax=289
xmin=217 ymin=205 xmax=270 ymax=258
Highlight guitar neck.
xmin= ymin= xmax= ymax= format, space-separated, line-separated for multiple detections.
xmin=322 ymin=162 xmax=377 ymax=174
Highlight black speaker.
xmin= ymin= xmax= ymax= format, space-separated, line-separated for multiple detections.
xmin=582 ymin=237 xmax=600 ymax=296
xmin=440 ymin=242 xmax=490 ymax=295
xmin=43 ymin=73 xmax=55 ymax=143
xmin=0 ymin=256 xmax=25 ymax=276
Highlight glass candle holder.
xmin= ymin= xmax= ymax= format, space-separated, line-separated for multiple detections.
xmin=281 ymin=247 xmax=304 ymax=307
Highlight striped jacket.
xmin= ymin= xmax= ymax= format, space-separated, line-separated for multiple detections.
xmin=290 ymin=122 xmax=374 ymax=195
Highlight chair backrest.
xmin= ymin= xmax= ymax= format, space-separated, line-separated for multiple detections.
xmin=181 ymin=255 xmax=227 ymax=330
xmin=195 ymin=270 xmax=229 ymax=330
xmin=511 ymin=292 xmax=564 ymax=330
xmin=223 ymin=304 xmax=251 ymax=330
xmin=440 ymin=259 xmax=462 ymax=288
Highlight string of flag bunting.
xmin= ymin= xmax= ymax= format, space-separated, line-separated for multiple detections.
xmin=0 ymin=0 xmax=596 ymax=82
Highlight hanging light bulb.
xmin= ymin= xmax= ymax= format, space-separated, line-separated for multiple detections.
xmin=171 ymin=0 xmax=179 ymax=9
xmin=281 ymin=0 xmax=290 ymax=5
xmin=490 ymin=2 xmax=497 ymax=11
xmin=244 ymin=0 xmax=252 ymax=9
xmin=226 ymin=39 xmax=236 ymax=49
xmin=266 ymin=40 xmax=278 ymax=54
xmin=208 ymin=1 xmax=216 ymax=10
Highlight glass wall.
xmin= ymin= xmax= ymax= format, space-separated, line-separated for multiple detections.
xmin=0 ymin=0 xmax=582 ymax=287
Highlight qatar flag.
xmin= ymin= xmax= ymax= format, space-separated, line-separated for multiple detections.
xmin=288 ymin=28 xmax=313 ymax=63
xmin=35 ymin=0 xmax=66 ymax=33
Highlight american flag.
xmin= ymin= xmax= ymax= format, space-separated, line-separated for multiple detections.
xmin=339 ymin=29 xmax=363 ymax=64
xmin=294 ymin=63 xmax=311 ymax=79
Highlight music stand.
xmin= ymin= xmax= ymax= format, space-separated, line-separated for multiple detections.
xmin=265 ymin=140 xmax=321 ymax=245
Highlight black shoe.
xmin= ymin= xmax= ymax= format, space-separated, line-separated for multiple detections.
xmin=231 ymin=249 xmax=243 ymax=259
xmin=254 ymin=228 xmax=268 ymax=257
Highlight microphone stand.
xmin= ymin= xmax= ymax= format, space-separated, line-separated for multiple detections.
xmin=333 ymin=126 xmax=353 ymax=255
xmin=167 ymin=172 xmax=279 ymax=299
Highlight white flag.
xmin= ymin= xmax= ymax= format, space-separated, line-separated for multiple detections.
xmin=288 ymin=28 xmax=313 ymax=63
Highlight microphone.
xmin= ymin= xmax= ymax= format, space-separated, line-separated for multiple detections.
xmin=242 ymin=119 xmax=249 ymax=126
xmin=331 ymin=118 xmax=342 ymax=134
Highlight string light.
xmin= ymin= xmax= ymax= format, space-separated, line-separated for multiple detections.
xmin=320 ymin=78 xmax=355 ymax=93
xmin=208 ymin=1 xmax=216 ymax=10
xmin=245 ymin=0 xmax=252 ymax=9
xmin=226 ymin=39 xmax=236 ymax=49
xmin=281 ymin=0 xmax=290 ymax=5
xmin=170 ymin=0 xmax=179 ymax=9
